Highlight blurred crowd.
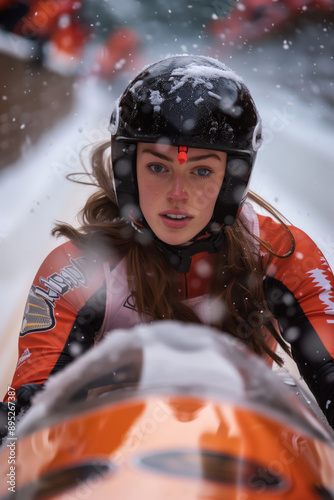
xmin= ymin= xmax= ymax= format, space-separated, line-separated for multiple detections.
xmin=0 ymin=0 xmax=333 ymax=77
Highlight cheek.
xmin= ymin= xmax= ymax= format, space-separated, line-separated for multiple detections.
xmin=138 ymin=180 xmax=160 ymax=218
xmin=140 ymin=182 xmax=159 ymax=200
xmin=138 ymin=174 xmax=149 ymax=198
xmin=192 ymin=181 xmax=221 ymax=212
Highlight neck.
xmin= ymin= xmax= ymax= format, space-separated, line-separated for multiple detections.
xmin=154 ymin=230 xmax=225 ymax=273
xmin=130 ymin=215 xmax=225 ymax=273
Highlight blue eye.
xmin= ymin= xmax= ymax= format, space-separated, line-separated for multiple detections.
xmin=194 ymin=168 xmax=211 ymax=177
xmin=149 ymin=164 xmax=167 ymax=173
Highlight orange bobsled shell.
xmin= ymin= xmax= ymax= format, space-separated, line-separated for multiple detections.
xmin=1 ymin=395 xmax=334 ymax=499
xmin=1 ymin=322 xmax=333 ymax=499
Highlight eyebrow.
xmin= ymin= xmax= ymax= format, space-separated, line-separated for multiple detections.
xmin=141 ymin=149 xmax=223 ymax=163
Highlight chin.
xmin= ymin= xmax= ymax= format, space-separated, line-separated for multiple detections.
xmin=157 ymin=234 xmax=191 ymax=247
xmin=161 ymin=239 xmax=189 ymax=247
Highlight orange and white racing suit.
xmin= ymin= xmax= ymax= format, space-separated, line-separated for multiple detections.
xmin=4 ymin=205 xmax=334 ymax=428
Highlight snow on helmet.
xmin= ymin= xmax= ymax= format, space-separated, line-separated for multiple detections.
xmin=110 ymin=54 xmax=262 ymax=229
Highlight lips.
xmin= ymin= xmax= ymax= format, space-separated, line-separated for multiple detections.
xmin=159 ymin=210 xmax=193 ymax=229
xmin=164 ymin=214 xmax=187 ymax=220
xmin=160 ymin=209 xmax=192 ymax=217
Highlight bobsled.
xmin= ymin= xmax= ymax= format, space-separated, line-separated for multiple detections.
xmin=1 ymin=322 xmax=334 ymax=499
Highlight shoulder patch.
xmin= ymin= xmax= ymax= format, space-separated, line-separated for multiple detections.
xmin=20 ymin=286 xmax=55 ymax=336
xmin=20 ymin=256 xmax=92 ymax=337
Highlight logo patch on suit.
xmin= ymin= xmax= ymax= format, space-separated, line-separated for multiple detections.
xmin=20 ymin=286 xmax=55 ymax=336
xmin=20 ymin=257 xmax=90 ymax=336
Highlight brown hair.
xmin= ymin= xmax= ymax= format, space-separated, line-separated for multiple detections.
xmin=53 ymin=141 xmax=295 ymax=365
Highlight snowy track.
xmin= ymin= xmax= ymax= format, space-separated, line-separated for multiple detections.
xmin=0 ymin=79 xmax=110 ymax=394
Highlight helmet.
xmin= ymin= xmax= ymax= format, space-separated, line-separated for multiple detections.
xmin=110 ymin=54 xmax=262 ymax=229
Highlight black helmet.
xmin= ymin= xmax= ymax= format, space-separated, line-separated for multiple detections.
xmin=110 ymin=55 xmax=262 ymax=272
xmin=110 ymin=54 xmax=262 ymax=229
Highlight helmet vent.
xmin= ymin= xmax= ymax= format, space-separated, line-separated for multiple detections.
xmin=109 ymin=99 xmax=120 ymax=136
xmin=252 ymin=121 xmax=263 ymax=152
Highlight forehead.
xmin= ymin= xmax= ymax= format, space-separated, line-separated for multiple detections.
xmin=137 ymin=142 xmax=225 ymax=161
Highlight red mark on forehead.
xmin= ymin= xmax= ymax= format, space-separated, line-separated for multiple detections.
xmin=177 ymin=146 xmax=188 ymax=165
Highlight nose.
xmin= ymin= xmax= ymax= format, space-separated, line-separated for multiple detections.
xmin=167 ymin=173 xmax=189 ymax=202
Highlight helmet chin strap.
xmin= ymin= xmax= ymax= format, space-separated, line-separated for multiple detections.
xmin=130 ymin=209 xmax=225 ymax=274
xmin=153 ymin=226 xmax=225 ymax=274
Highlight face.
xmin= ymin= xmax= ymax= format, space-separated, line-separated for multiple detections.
xmin=137 ymin=143 xmax=226 ymax=246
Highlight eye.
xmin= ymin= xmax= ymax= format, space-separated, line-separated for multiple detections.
xmin=148 ymin=164 xmax=167 ymax=174
xmin=193 ymin=167 xmax=212 ymax=177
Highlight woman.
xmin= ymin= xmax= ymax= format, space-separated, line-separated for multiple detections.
xmin=4 ymin=54 xmax=334 ymax=430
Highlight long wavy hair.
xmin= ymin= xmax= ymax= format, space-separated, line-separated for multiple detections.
xmin=53 ymin=141 xmax=295 ymax=365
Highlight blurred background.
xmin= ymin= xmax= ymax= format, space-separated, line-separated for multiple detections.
xmin=0 ymin=0 xmax=333 ymax=396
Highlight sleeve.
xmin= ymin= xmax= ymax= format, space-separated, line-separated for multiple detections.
xmin=260 ymin=216 xmax=334 ymax=428
xmin=3 ymin=241 xmax=107 ymax=401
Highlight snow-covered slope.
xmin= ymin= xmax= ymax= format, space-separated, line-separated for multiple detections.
xmin=0 ymin=78 xmax=110 ymax=393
